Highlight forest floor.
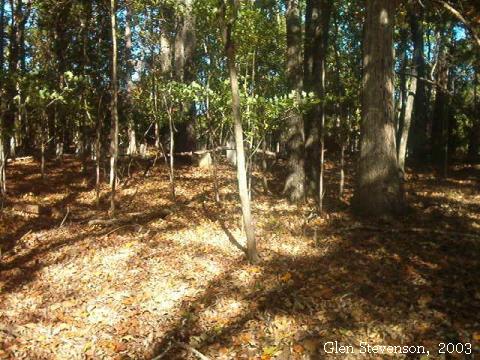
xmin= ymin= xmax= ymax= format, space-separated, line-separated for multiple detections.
xmin=0 ymin=155 xmax=479 ymax=360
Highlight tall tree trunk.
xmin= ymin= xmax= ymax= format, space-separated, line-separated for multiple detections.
xmin=431 ymin=24 xmax=451 ymax=171
xmin=283 ymin=0 xmax=305 ymax=203
xmin=174 ymin=0 xmax=196 ymax=154
xmin=125 ymin=1 xmax=136 ymax=156
xmin=468 ymin=69 xmax=479 ymax=162
xmin=353 ymin=0 xmax=405 ymax=216
xmin=0 ymin=0 xmax=5 ymax=194
xmin=80 ymin=1 xmax=92 ymax=174
xmin=398 ymin=74 xmax=417 ymax=173
xmin=409 ymin=3 xmax=428 ymax=161
xmin=303 ymin=0 xmax=331 ymax=203
xmin=221 ymin=0 xmax=259 ymax=264
xmin=53 ymin=4 xmax=70 ymax=157
xmin=110 ymin=0 xmax=119 ymax=216
xmin=0 ymin=0 xmax=5 ymax=68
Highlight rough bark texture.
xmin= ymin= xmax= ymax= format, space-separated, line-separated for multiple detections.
xmin=398 ymin=74 xmax=417 ymax=173
xmin=353 ymin=0 xmax=405 ymax=216
xmin=283 ymin=0 xmax=305 ymax=202
xmin=303 ymin=0 xmax=331 ymax=198
xmin=409 ymin=4 xmax=428 ymax=161
xmin=174 ymin=0 xmax=196 ymax=154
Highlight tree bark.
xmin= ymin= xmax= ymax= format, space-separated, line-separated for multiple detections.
xmin=283 ymin=0 xmax=305 ymax=202
xmin=303 ymin=0 xmax=331 ymax=202
xmin=0 ymin=0 xmax=5 ymax=68
xmin=353 ymin=0 xmax=405 ymax=216
xmin=174 ymin=0 xmax=196 ymax=154
xmin=468 ymin=69 xmax=479 ymax=162
xmin=398 ymin=74 xmax=417 ymax=173
xmin=431 ymin=24 xmax=451 ymax=170
xmin=409 ymin=3 xmax=428 ymax=161
xmin=221 ymin=0 xmax=259 ymax=264
xmin=125 ymin=1 xmax=136 ymax=156
xmin=110 ymin=0 xmax=119 ymax=216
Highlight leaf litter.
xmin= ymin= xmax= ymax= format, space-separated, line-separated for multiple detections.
xmin=0 ymin=157 xmax=479 ymax=359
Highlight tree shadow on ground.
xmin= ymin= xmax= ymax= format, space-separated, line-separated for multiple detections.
xmin=149 ymin=167 xmax=480 ymax=359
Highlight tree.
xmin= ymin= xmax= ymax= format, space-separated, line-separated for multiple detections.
xmin=431 ymin=22 xmax=452 ymax=174
xmin=220 ymin=0 xmax=259 ymax=264
xmin=303 ymin=0 xmax=332 ymax=208
xmin=174 ymin=0 xmax=197 ymax=154
xmin=353 ymin=0 xmax=405 ymax=216
xmin=283 ymin=0 xmax=305 ymax=202
xmin=409 ymin=2 xmax=428 ymax=161
xmin=110 ymin=0 xmax=119 ymax=216
xmin=125 ymin=0 xmax=136 ymax=156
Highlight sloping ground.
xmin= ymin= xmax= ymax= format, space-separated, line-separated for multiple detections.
xmin=0 ymin=157 xmax=479 ymax=359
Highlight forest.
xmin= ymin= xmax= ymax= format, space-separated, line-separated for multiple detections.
xmin=0 ymin=0 xmax=479 ymax=358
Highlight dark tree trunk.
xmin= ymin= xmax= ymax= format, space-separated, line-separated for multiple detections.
xmin=468 ymin=69 xmax=479 ymax=162
xmin=0 ymin=0 xmax=5 ymax=193
xmin=283 ymin=0 xmax=305 ymax=202
xmin=353 ymin=0 xmax=405 ymax=216
xmin=53 ymin=3 xmax=71 ymax=155
xmin=174 ymin=0 xmax=196 ymax=154
xmin=0 ymin=0 xmax=5 ymax=68
xmin=409 ymin=4 xmax=428 ymax=161
xmin=431 ymin=25 xmax=451 ymax=170
xmin=303 ymin=0 xmax=331 ymax=201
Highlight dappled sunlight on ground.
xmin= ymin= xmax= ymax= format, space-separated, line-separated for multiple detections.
xmin=0 ymin=156 xmax=479 ymax=359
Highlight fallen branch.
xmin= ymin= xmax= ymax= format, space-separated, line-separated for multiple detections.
xmin=58 ymin=207 xmax=70 ymax=228
xmin=175 ymin=342 xmax=211 ymax=360
xmin=151 ymin=342 xmax=172 ymax=360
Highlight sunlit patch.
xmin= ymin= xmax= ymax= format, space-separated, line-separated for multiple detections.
xmin=380 ymin=9 xmax=389 ymax=25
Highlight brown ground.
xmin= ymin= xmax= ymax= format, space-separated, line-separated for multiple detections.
xmin=0 ymin=155 xmax=479 ymax=359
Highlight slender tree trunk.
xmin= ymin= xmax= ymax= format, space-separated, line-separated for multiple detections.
xmin=110 ymin=0 xmax=119 ymax=216
xmin=167 ymin=103 xmax=176 ymax=201
xmin=398 ymin=74 xmax=417 ymax=173
xmin=284 ymin=0 xmax=305 ymax=202
xmin=353 ymin=0 xmax=405 ymax=216
xmin=221 ymin=0 xmax=259 ymax=264
xmin=125 ymin=1 xmax=136 ymax=156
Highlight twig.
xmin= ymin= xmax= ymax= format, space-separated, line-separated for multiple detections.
xmin=431 ymin=0 xmax=480 ymax=48
xmin=151 ymin=342 xmax=172 ymax=360
xmin=175 ymin=341 xmax=211 ymax=360
xmin=58 ymin=207 xmax=70 ymax=228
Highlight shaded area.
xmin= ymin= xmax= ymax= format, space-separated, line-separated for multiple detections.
xmin=0 ymin=156 xmax=478 ymax=359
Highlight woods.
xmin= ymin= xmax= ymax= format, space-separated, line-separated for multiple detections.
xmin=0 ymin=0 xmax=479 ymax=358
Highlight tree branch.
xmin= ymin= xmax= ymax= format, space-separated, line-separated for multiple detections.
xmin=431 ymin=0 xmax=480 ymax=48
